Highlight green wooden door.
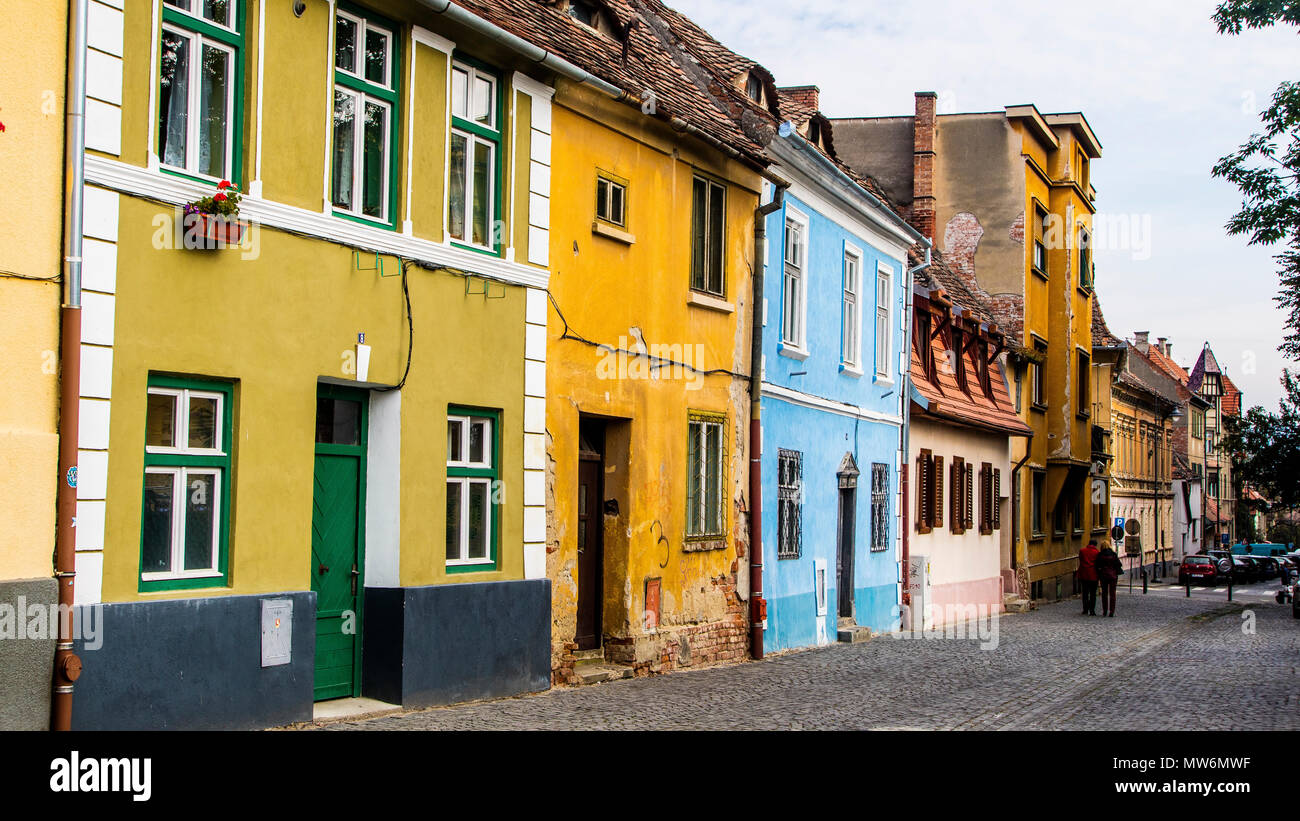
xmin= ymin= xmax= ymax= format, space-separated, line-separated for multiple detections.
xmin=311 ymin=388 xmax=367 ymax=701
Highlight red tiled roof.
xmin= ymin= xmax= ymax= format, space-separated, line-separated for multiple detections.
xmin=910 ymin=292 xmax=1031 ymax=436
xmin=1144 ymin=343 xmax=1190 ymax=385
xmin=1221 ymin=373 xmax=1242 ymax=416
xmin=1091 ymin=292 xmax=1121 ymax=347
xmin=454 ymin=0 xmax=775 ymax=164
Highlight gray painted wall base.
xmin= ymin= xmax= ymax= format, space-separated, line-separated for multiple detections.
xmin=0 ymin=578 xmax=57 ymax=730
xmin=363 ymin=579 xmax=551 ymax=708
xmin=71 ymin=591 xmax=316 ymax=730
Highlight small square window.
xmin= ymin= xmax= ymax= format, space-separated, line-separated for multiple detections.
xmin=596 ymin=176 xmax=626 ymax=226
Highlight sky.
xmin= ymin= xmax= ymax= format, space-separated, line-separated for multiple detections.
xmin=668 ymin=0 xmax=1300 ymax=410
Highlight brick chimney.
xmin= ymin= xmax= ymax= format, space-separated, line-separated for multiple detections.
xmin=780 ymin=85 xmax=820 ymax=113
xmin=912 ymin=92 xmax=938 ymax=242
xmin=1134 ymin=331 xmax=1150 ymax=353
xmin=1157 ymin=337 xmax=1168 ymax=357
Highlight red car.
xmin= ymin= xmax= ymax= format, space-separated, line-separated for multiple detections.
xmin=1178 ymin=555 xmax=1219 ymax=586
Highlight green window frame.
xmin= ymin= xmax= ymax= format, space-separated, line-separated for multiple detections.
xmin=157 ymin=0 xmax=246 ymax=184
xmin=447 ymin=55 xmax=504 ymax=254
xmin=686 ymin=411 xmax=727 ymax=540
xmin=691 ymin=174 xmax=727 ymax=297
xmin=331 ymin=2 xmax=402 ymax=228
xmin=139 ymin=374 xmax=233 ymax=592
xmin=446 ymin=407 xmax=501 ymax=572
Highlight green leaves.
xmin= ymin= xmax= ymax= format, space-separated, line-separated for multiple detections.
xmin=1221 ymin=369 xmax=1300 ymax=508
xmin=1213 ymin=4 xmax=1300 ymax=356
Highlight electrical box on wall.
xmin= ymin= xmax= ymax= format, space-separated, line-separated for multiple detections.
xmin=261 ymin=599 xmax=293 ymax=668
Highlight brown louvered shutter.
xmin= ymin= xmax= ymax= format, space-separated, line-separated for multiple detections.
xmin=977 ymin=462 xmax=987 ymax=532
xmin=993 ymin=469 xmax=1002 ymax=530
xmin=933 ymin=455 xmax=944 ymax=529
xmin=916 ymin=451 xmax=932 ymax=534
xmin=950 ymin=457 xmax=962 ymax=534
xmin=965 ymin=463 xmax=974 ymax=530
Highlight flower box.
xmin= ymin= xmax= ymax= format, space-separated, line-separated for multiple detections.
xmin=183 ymin=212 xmax=245 ymax=249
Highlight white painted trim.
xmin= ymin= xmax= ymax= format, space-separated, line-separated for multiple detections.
xmin=441 ymin=48 xmax=454 ymax=242
xmin=776 ymin=167 xmax=911 ymax=266
xmin=511 ymin=71 xmax=555 ymax=102
xmin=404 ymin=26 xmax=417 ymax=234
xmin=365 ymin=389 xmax=402 ymax=588
xmin=85 ymin=155 xmax=551 ymax=289
xmin=412 ymin=25 xmax=454 ymax=54
xmin=322 ymin=0 xmax=337 ymax=213
xmin=508 ymin=78 xmax=518 ymax=253
xmin=875 ymin=259 xmax=895 ymax=381
xmin=761 ymin=382 xmax=902 ymax=427
xmin=146 ymin=0 xmax=161 ymax=168
xmin=252 ymin=0 xmax=266 ymax=196
xmin=842 ymin=240 xmax=864 ymax=371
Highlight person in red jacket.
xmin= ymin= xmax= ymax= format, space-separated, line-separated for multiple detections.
xmin=1096 ymin=544 xmax=1124 ymax=617
xmin=1078 ymin=540 xmax=1100 ymax=616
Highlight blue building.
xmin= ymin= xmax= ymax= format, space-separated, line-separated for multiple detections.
xmin=759 ymin=95 xmax=926 ymax=651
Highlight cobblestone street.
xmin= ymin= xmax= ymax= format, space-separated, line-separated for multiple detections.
xmin=319 ymin=586 xmax=1300 ymax=731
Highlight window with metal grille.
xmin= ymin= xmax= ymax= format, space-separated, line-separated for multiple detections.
xmin=777 ymin=449 xmax=802 ymax=559
xmin=871 ymin=463 xmax=889 ymax=552
xmin=686 ymin=413 xmax=727 ymax=539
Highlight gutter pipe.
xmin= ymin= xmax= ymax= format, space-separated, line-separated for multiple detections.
xmin=900 ymin=246 xmax=931 ymax=619
xmin=52 ymin=0 xmax=88 ymax=731
xmin=748 ymin=171 xmax=788 ymax=661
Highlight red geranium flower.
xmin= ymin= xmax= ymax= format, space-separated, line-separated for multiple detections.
xmin=217 ymin=180 xmax=231 ymax=190
xmin=214 ymin=192 xmax=228 ymax=202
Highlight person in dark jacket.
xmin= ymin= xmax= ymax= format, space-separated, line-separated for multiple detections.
xmin=1097 ymin=544 xmax=1124 ymax=617
xmin=1078 ymin=540 xmax=1100 ymax=615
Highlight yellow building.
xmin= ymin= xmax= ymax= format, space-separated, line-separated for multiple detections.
xmin=66 ymin=0 xmax=595 ymax=729
xmin=526 ymin=1 xmax=772 ymax=680
xmin=834 ymin=98 xmax=1103 ymax=601
xmin=0 ymin=0 xmax=68 ymax=731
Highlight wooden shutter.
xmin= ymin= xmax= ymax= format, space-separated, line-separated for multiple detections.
xmin=993 ymin=468 xmax=1002 ymax=530
xmin=933 ymin=455 xmax=944 ymax=529
xmin=977 ymin=462 xmax=987 ymax=532
xmin=950 ymin=457 xmax=963 ymax=534
xmin=965 ymin=463 xmax=974 ymax=530
xmin=916 ymin=451 xmax=932 ymax=534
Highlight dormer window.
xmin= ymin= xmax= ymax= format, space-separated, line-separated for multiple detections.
xmin=746 ymin=73 xmax=763 ymax=103
xmin=568 ymin=0 xmax=595 ymax=25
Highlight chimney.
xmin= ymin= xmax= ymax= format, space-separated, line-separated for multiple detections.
xmin=1166 ymin=342 xmax=1173 ymax=360
xmin=912 ymin=91 xmax=938 ymax=242
xmin=1134 ymin=331 xmax=1150 ymax=352
xmin=1157 ymin=337 xmax=1168 ymax=357
xmin=780 ymin=85 xmax=820 ymax=113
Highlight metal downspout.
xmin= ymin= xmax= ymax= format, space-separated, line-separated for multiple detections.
xmin=901 ymin=246 xmax=931 ymax=617
xmin=749 ymin=173 xmax=787 ymax=661
xmin=52 ymin=0 xmax=88 ymax=731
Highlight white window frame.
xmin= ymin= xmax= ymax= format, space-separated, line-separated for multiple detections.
xmin=446 ymin=414 xmax=493 ymax=469
xmin=874 ymin=261 xmax=894 ymax=382
xmin=144 ymin=387 xmax=226 ymax=457
xmin=331 ymin=87 xmax=392 ymax=222
xmin=333 ymin=8 xmax=392 ymax=88
xmin=445 ymin=477 xmax=494 ymax=566
xmin=780 ymin=207 xmax=810 ymax=357
xmin=690 ymin=175 xmax=728 ymax=297
xmin=141 ymin=386 xmax=227 ymax=581
xmin=157 ymin=23 xmax=237 ymax=181
xmin=446 ymin=413 xmax=496 ymax=566
xmin=447 ymin=130 xmax=497 ymax=250
xmin=841 ymin=243 xmax=864 ymax=374
xmin=163 ymin=0 xmax=236 ymax=30
xmin=450 ymin=62 xmax=497 ymax=129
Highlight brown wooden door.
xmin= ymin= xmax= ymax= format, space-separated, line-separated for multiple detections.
xmin=575 ymin=457 xmax=603 ymax=650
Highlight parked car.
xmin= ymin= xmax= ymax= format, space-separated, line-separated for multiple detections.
xmin=1277 ymin=556 xmax=1297 ymax=584
xmin=1242 ymin=556 xmax=1273 ymax=583
xmin=1231 ymin=556 xmax=1256 ymax=584
xmin=1179 ymin=555 xmax=1219 ymax=586
xmin=1261 ymin=557 xmax=1282 ymax=581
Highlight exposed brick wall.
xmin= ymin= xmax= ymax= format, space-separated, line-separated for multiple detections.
xmin=781 ymin=85 xmax=820 ymax=113
xmin=912 ymin=92 xmax=938 ymax=241
xmin=551 ymin=569 xmax=748 ymax=684
xmin=1008 ymin=212 xmax=1025 ymax=246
